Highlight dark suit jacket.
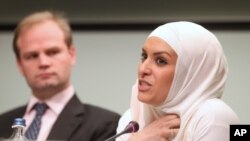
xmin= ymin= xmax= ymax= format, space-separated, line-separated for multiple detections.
xmin=0 ymin=95 xmax=121 ymax=141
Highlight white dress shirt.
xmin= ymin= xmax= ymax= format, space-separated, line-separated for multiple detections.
xmin=23 ymin=85 xmax=75 ymax=141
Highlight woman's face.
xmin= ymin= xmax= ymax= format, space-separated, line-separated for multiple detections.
xmin=138 ymin=36 xmax=177 ymax=106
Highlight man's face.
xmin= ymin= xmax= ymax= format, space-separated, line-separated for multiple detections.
xmin=17 ymin=20 xmax=76 ymax=99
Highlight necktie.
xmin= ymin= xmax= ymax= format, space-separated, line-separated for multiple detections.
xmin=25 ymin=103 xmax=48 ymax=140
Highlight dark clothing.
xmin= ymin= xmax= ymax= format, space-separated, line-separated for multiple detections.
xmin=0 ymin=95 xmax=120 ymax=141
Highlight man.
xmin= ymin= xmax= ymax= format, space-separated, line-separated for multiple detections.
xmin=0 ymin=11 xmax=120 ymax=141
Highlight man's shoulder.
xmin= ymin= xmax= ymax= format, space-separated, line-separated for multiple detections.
xmin=82 ymin=103 xmax=120 ymax=119
xmin=0 ymin=105 xmax=26 ymax=120
xmin=67 ymin=95 xmax=120 ymax=119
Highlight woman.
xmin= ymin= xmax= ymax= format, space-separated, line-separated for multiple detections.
xmin=116 ymin=21 xmax=239 ymax=141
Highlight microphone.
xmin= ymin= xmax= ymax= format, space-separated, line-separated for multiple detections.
xmin=104 ymin=121 xmax=139 ymax=141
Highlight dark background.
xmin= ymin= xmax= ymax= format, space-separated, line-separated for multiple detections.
xmin=0 ymin=0 xmax=250 ymax=30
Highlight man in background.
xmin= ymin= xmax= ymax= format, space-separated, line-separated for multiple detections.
xmin=0 ymin=10 xmax=120 ymax=141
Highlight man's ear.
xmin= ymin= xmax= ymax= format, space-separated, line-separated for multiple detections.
xmin=69 ymin=45 xmax=77 ymax=65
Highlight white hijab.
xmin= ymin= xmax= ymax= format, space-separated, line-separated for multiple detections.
xmin=131 ymin=21 xmax=228 ymax=140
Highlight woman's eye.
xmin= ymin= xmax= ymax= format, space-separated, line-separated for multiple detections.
xmin=156 ymin=57 xmax=167 ymax=65
xmin=140 ymin=52 xmax=147 ymax=62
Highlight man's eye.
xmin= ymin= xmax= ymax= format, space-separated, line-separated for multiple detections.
xmin=47 ymin=50 xmax=59 ymax=56
xmin=24 ymin=54 xmax=38 ymax=60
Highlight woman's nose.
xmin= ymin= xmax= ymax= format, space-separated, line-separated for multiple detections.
xmin=138 ymin=60 xmax=152 ymax=77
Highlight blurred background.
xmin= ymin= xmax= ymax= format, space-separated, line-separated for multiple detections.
xmin=0 ymin=0 xmax=250 ymax=123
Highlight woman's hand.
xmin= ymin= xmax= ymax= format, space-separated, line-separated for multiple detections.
xmin=129 ymin=114 xmax=180 ymax=141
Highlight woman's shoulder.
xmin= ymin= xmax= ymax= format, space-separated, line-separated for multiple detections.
xmin=118 ymin=109 xmax=132 ymax=126
xmin=194 ymin=98 xmax=240 ymax=125
xmin=188 ymin=99 xmax=240 ymax=140
xmin=116 ymin=109 xmax=133 ymax=141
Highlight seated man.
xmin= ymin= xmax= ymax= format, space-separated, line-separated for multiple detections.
xmin=0 ymin=10 xmax=120 ymax=141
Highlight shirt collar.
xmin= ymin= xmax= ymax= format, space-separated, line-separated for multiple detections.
xmin=25 ymin=85 xmax=75 ymax=115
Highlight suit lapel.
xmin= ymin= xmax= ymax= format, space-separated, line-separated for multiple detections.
xmin=47 ymin=95 xmax=85 ymax=140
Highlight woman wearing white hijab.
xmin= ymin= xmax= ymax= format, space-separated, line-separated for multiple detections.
xmin=116 ymin=21 xmax=239 ymax=141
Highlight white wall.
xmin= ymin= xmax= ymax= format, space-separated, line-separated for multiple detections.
xmin=0 ymin=30 xmax=249 ymax=124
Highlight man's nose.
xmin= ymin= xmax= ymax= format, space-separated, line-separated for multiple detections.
xmin=38 ymin=54 xmax=51 ymax=68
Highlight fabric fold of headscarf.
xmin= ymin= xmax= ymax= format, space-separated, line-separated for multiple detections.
xmin=130 ymin=21 xmax=228 ymax=140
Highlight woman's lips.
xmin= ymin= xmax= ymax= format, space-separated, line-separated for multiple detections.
xmin=138 ymin=79 xmax=152 ymax=92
